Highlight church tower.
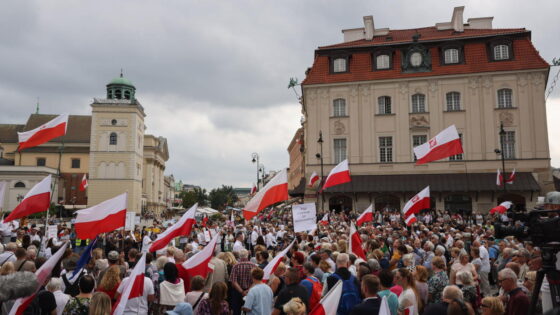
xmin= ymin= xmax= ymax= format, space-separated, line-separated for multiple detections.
xmin=88 ymin=73 xmax=145 ymax=213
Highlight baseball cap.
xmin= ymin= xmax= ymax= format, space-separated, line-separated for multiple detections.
xmin=166 ymin=302 xmax=193 ymax=315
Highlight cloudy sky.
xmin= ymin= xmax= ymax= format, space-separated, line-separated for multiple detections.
xmin=1 ymin=1 xmax=559 ymax=189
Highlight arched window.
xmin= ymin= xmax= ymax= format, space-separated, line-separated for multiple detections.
xmin=115 ymin=89 xmax=122 ymax=99
xmin=124 ymin=90 xmax=131 ymax=100
xmin=109 ymin=132 xmax=118 ymax=145
xmin=497 ymin=88 xmax=513 ymax=108
xmin=376 ymin=54 xmax=390 ymax=69
xmin=494 ymin=45 xmax=509 ymax=60
xmin=332 ymin=58 xmax=347 ymax=73
xmin=446 ymin=92 xmax=461 ymax=111
xmin=333 ymin=98 xmax=346 ymax=117
xmin=411 ymin=93 xmax=426 ymax=113
xmin=444 ymin=48 xmax=459 ymax=64
xmin=14 ymin=182 xmax=25 ymax=188
xmin=378 ymin=96 xmax=392 ymax=114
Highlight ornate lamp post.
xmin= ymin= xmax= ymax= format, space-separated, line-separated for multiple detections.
xmin=316 ymin=131 xmax=324 ymax=212
xmin=251 ymin=153 xmax=260 ymax=188
xmin=494 ymin=122 xmax=507 ymax=194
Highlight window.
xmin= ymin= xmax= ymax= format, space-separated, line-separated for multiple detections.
xmin=379 ymin=136 xmax=393 ymax=163
xmin=14 ymin=182 xmax=25 ymax=188
xmin=411 ymin=94 xmax=426 ymax=113
xmin=412 ymin=135 xmax=427 ymax=161
xmin=333 ymin=139 xmax=347 ymax=163
xmin=444 ymin=48 xmax=459 ymax=64
xmin=333 ymin=98 xmax=346 ymax=117
xmin=111 ymin=119 xmax=117 ymax=126
xmin=109 ymin=132 xmax=118 ymax=145
xmin=376 ymin=54 xmax=390 ymax=69
xmin=500 ymin=131 xmax=516 ymax=159
xmin=115 ymin=89 xmax=122 ymax=99
xmin=494 ymin=44 xmax=510 ymax=60
xmin=497 ymin=89 xmax=513 ymax=108
xmin=36 ymin=158 xmax=46 ymax=167
xmin=446 ymin=92 xmax=461 ymax=111
xmin=378 ymin=96 xmax=392 ymax=114
xmin=449 ymin=134 xmax=464 ymax=160
xmin=333 ymin=58 xmax=347 ymax=73
xmin=71 ymin=158 xmax=80 ymax=169
xmin=124 ymin=90 xmax=131 ymax=100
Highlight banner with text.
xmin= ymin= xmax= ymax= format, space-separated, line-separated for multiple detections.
xmin=292 ymin=203 xmax=317 ymax=233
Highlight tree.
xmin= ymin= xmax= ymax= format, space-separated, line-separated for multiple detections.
xmin=181 ymin=187 xmax=208 ymax=208
xmin=208 ymin=185 xmax=239 ymax=211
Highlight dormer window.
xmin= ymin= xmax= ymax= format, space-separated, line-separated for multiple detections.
xmin=376 ymin=55 xmax=390 ymax=69
xmin=494 ymin=45 xmax=509 ymax=60
xmin=331 ymin=57 xmax=349 ymax=73
xmin=489 ymin=41 xmax=513 ymax=61
xmin=444 ymin=48 xmax=459 ymax=64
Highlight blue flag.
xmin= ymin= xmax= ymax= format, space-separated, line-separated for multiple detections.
xmin=68 ymin=238 xmax=97 ymax=283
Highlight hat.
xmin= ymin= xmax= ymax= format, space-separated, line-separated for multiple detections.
xmin=63 ymin=255 xmax=79 ymax=271
xmin=108 ymin=250 xmax=119 ymax=261
xmin=166 ymin=303 xmax=193 ymax=315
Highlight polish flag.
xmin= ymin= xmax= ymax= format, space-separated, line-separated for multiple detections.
xmin=379 ymin=296 xmax=391 ymax=315
xmin=250 ymin=184 xmax=257 ymax=195
xmin=308 ymin=171 xmax=320 ymax=187
xmin=490 ymin=201 xmax=513 ymax=214
xmin=506 ymin=169 xmax=516 ymax=184
xmin=180 ymin=233 xmax=220 ymax=291
xmin=496 ymin=169 xmax=503 ymax=186
xmin=74 ymin=193 xmax=127 ymax=240
xmin=405 ymin=214 xmax=417 ymax=226
xmin=319 ymin=213 xmax=329 ymax=226
xmin=263 ymin=240 xmax=296 ymax=281
xmin=18 ymin=114 xmax=68 ymax=151
xmin=149 ymin=203 xmax=197 ymax=252
xmin=402 ymin=186 xmax=430 ymax=218
xmin=9 ymin=242 xmax=69 ymax=315
xmin=309 ymin=279 xmax=343 ymax=315
xmin=413 ymin=125 xmax=463 ymax=165
xmin=112 ymin=253 xmax=146 ymax=315
xmin=243 ymin=169 xmax=288 ymax=220
xmin=348 ymin=222 xmax=366 ymax=260
xmin=356 ymin=204 xmax=373 ymax=226
xmin=79 ymin=174 xmax=88 ymax=192
xmin=322 ymin=159 xmax=351 ymax=191
xmin=3 ymin=175 xmax=51 ymax=223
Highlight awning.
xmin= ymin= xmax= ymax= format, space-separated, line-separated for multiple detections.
xmin=324 ymin=172 xmax=541 ymax=193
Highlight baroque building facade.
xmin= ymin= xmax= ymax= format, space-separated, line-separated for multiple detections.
xmin=300 ymin=7 xmax=552 ymax=213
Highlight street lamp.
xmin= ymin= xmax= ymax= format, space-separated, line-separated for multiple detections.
xmin=251 ymin=153 xmax=260 ymax=188
xmin=494 ymin=122 xmax=507 ymax=194
xmin=316 ymin=131 xmax=324 ymax=212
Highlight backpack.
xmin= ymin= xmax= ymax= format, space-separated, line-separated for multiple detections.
xmin=62 ymin=271 xmax=84 ymax=297
xmin=331 ymin=273 xmax=361 ymax=315
xmin=305 ymin=276 xmax=323 ymax=310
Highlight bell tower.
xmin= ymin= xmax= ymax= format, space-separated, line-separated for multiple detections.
xmin=88 ymin=73 xmax=145 ymax=213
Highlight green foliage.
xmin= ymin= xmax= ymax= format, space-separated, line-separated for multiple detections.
xmin=181 ymin=187 xmax=208 ymax=208
xmin=208 ymin=185 xmax=238 ymax=210
xmin=210 ymin=213 xmax=223 ymax=222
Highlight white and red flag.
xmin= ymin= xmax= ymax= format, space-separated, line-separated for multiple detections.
xmin=490 ymin=201 xmax=513 ymax=214
xmin=17 ymin=114 xmax=68 ymax=151
xmin=496 ymin=169 xmax=503 ymax=186
xmin=74 ymin=193 xmax=127 ymax=239
xmin=263 ymin=240 xmax=296 ymax=281
xmin=402 ymin=186 xmax=430 ymax=218
xmin=150 ymin=203 xmax=197 ymax=252
xmin=112 ymin=253 xmax=146 ymax=315
xmin=250 ymin=184 xmax=257 ymax=195
xmin=319 ymin=213 xmax=329 ymax=226
xmin=79 ymin=174 xmax=88 ymax=192
xmin=356 ymin=204 xmax=373 ymax=226
xmin=243 ymin=169 xmax=288 ymax=220
xmin=322 ymin=159 xmax=351 ymax=191
xmin=180 ymin=233 xmax=220 ymax=291
xmin=405 ymin=214 xmax=417 ymax=226
xmin=309 ymin=280 xmax=343 ymax=315
xmin=413 ymin=125 xmax=463 ymax=165
xmin=308 ymin=171 xmax=320 ymax=187
xmin=349 ymin=222 xmax=366 ymax=260
xmin=378 ymin=296 xmax=391 ymax=315
xmin=3 ymin=175 xmax=51 ymax=223
xmin=506 ymin=169 xmax=516 ymax=184
xmin=9 ymin=242 xmax=69 ymax=315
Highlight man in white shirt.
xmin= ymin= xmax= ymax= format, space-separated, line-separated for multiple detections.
xmin=116 ymin=274 xmax=155 ymax=314
xmin=233 ymin=232 xmax=245 ymax=253
xmin=0 ymin=242 xmax=17 ymax=266
xmin=46 ymin=277 xmax=70 ymax=315
xmin=251 ymin=227 xmax=259 ymax=247
xmin=141 ymin=233 xmax=152 ymax=253
xmin=265 ymin=229 xmax=276 ymax=249
xmin=475 ymin=240 xmax=491 ymax=296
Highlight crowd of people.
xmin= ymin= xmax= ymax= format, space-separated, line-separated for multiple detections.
xmin=0 ymin=206 xmax=551 ymax=315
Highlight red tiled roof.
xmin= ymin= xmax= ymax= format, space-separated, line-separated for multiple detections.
xmin=303 ymin=37 xmax=549 ymax=85
xmin=318 ymin=27 xmax=528 ymax=49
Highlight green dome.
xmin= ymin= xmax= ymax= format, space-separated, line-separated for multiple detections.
xmin=107 ymin=75 xmax=135 ymax=88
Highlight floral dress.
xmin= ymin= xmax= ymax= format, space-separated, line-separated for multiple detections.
xmin=62 ymin=297 xmax=90 ymax=315
xmin=197 ymin=299 xmax=230 ymax=315
xmin=427 ymin=270 xmax=449 ymax=304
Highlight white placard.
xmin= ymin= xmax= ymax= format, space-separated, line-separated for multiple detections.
xmin=0 ymin=182 xmax=6 ymax=211
xmin=292 ymin=203 xmax=317 ymax=233
xmin=135 ymin=215 xmax=140 ymax=225
xmin=47 ymin=225 xmax=58 ymax=240
xmin=125 ymin=212 xmax=136 ymax=230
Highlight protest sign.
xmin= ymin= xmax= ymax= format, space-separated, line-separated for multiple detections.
xmin=292 ymin=203 xmax=317 ymax=233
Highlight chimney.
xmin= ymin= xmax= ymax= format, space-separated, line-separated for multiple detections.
xmin=451 ymin=6 xmax=464 ymax=32
xmin=363 ymin=16 xmax=374 ymax=40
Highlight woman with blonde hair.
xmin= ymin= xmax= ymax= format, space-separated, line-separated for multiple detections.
xmin=283 ymin=297 xmax=306 ymax=315
xmin=268 ymin=262 xmax=286 ymax=296
xmin=481 ymin=296 xmax=505 ymax=315
xmin=97 ymin=265 xmax=121 ymax=302
xmin=414 ymin=265 xmax=429 ymax=308
xmin=0 ymin=262 xmax=15 ymax=275
xmin=89 ymin=292 xmax=112 ymax=315
xmin=395 ymin=268 xmax=421 ymax=315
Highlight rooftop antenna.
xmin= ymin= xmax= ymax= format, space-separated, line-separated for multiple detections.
xmin=120 ymin=68 xmax=123 ymax=78
xmin=36 ymin=97 xmax=39 ymax=114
